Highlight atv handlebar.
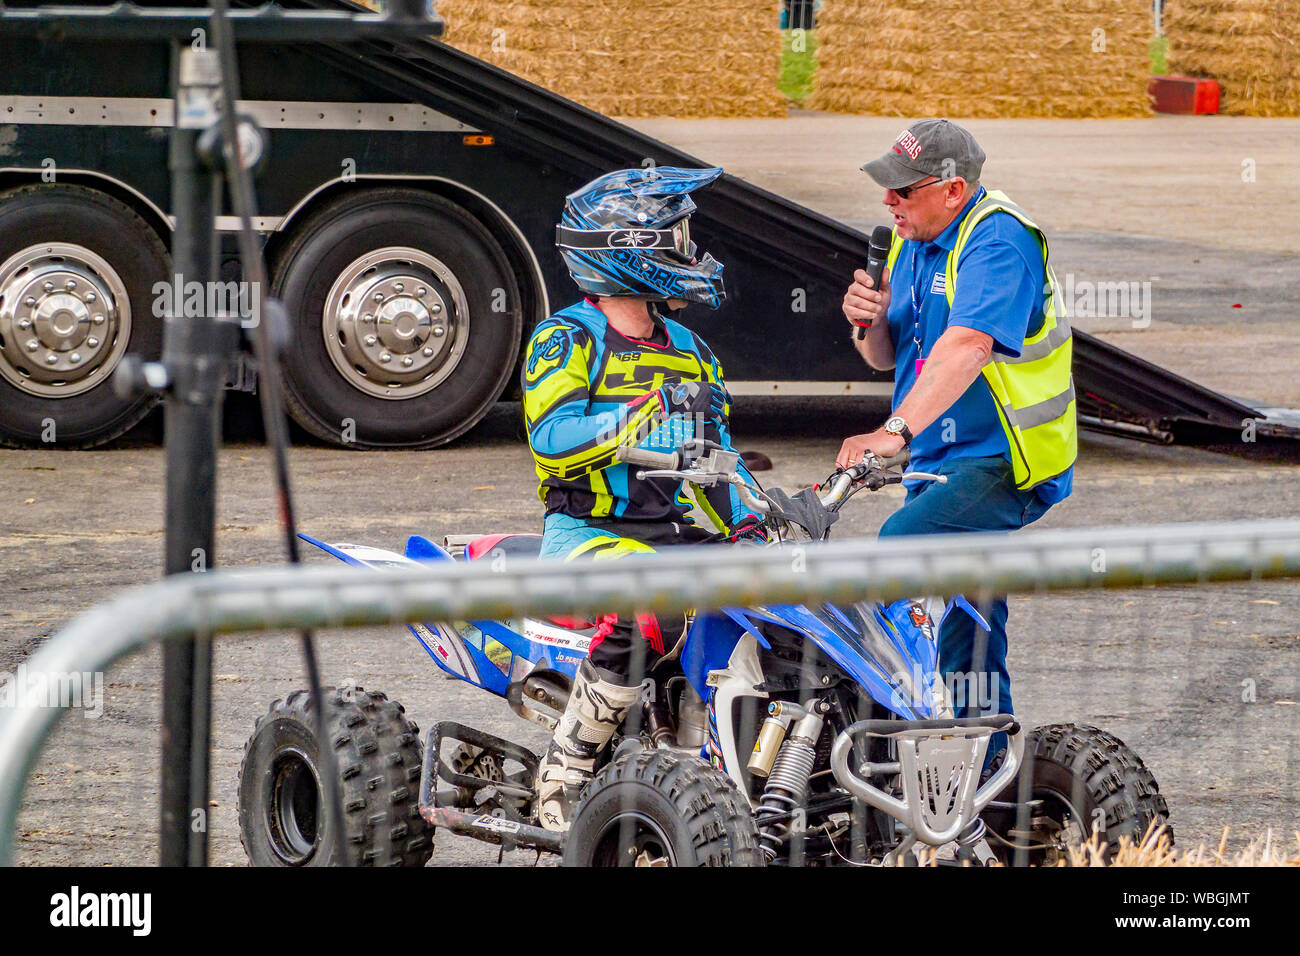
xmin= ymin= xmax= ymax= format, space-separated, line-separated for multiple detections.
xmin=615 ymin=442 xmax=945 ymax=535
xmin=811 ymin=450 xmax=948 ymax=511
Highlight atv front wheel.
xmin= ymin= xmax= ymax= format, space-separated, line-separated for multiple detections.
xmin=237 ymin=685 xmax=433 ymax=866
xmin=984 ymin=723 xmax=1171 ymax=865
xmin=562 ymin=750 xmax=765 ymax=867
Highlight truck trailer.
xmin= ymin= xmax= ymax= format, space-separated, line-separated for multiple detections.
xmin=0 ymin=0 xmax=1292 ymax=449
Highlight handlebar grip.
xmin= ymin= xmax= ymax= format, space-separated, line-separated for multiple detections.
xmin=615 ymin=446 xmax=681 ymax=470
xmin=876 ymin=449 xmax=910 ymax=469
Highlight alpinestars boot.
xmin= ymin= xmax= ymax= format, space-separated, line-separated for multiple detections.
xmin=536 ymin=659 xmax=640 ymax=832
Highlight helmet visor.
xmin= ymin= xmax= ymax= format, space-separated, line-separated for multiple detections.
xmin=666 ymin=219 xmax=698 ymax=263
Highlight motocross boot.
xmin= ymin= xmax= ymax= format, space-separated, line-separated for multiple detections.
xmin=536 ymin=659 xmax=640 ymax=832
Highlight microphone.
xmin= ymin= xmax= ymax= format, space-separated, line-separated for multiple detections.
xmin=855 ymin=225 xmax=894 ymax=341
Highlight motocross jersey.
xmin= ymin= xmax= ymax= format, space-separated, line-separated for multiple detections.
xmin=522 ymin=298 xmax=758 ymax=532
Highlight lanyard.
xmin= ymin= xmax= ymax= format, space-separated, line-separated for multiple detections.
xmin=909 ymin=242 xmax=925 ymax=366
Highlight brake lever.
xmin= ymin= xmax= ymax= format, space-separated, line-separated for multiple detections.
xmin=901 ymin=471 xmax=947 ymax=484
xmin=822 ymin=447 xmax=917 ymax=488
xmin=635 ymin=468 xmax=723 ymax=486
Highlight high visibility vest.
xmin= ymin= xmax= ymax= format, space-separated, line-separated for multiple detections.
xmin=886 ymin=189 xmax=1077 ymax=489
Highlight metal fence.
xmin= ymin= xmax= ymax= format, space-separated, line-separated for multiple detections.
xmin=2 ymin=517 xmax=1300 ymax=865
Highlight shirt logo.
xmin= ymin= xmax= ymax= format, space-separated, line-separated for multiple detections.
xmin=895 ymin=130 xmax=922 ymax=160
xmin=930 ymin=272 xmax=946 ymax=295
xmin=525 ymin=327 xmax=573 ymax=384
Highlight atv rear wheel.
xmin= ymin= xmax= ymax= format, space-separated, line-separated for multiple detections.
xmin=237 ymin=685 xmax=433 ymax=867
xmin=562 ymin=750 xmax=765 ymax=867
xmin=985 ymin=723 xmax=1171 ymax=865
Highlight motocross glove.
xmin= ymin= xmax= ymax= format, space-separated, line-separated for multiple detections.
xmin=658 ymin=380 xmax=729 ymax=422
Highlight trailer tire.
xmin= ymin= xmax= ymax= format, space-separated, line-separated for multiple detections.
xmin=237 ymin=685 xmax=433 ymax=867
xmin=272 ymin=189 xmax=523 ymax=449
xmin=0 ymin=185 xmax=168 ymax=448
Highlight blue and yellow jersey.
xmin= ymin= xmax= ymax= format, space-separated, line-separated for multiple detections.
xmin=522 ymin=299 xmax=758 ymax=531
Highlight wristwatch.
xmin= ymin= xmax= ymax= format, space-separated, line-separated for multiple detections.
xmin=884 ymin=415 xmax=913 ymax=446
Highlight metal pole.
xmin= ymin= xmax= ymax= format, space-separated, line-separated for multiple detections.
xmin=0 ymin=0 xmax=448 ymax=872
xmin=159 ymin=43 xmax=225 ymax=868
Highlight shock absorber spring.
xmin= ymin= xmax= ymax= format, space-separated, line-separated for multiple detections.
xmin=755 ymin=699 xmax=829 ymax=862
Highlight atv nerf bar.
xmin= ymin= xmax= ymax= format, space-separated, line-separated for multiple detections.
xmin=830 ymin=715 xmax=1025 ymax=847
xmin=417 ymin=722 xmax=564 ymax=853
xmin=422 ymin=807 xmax=565 ymax=854
xmin=420 ymin=721 xmax=539 ymax=811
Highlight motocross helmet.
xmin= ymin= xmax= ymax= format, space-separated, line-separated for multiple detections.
xmin=555 ymin=166 xmax=726 ymax=308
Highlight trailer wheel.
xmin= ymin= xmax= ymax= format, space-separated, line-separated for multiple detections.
xmin=0 ymin=185 xmax=168 ymax=447
xmin=272 ymin=189 xmax=523 ymax=449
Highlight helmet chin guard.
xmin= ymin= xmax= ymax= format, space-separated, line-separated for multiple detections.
xmin=556 ymin=166 xmax=727 ymax=308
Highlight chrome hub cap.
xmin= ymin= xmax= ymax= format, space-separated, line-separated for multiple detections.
xmin=322 ymin=246 xmax=470 ymax=400
xmin=0 ymin=243 xmax=130 ymax=397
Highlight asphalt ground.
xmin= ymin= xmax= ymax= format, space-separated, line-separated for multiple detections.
xmin=3 ymin=116 xmax=1299 ymax=866
xmin=631 ymin=115 xmax=1300 ymax=406
xmin=4 ymin=401 xmax=1299 ymax=866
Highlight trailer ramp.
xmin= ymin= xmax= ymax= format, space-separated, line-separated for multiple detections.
xmin=277 ymin=0 xmax=1300 ymax=446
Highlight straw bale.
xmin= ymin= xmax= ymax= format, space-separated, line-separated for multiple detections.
xmin=1166 ymin=0 xmax=1300 ymax=116
xmin=435 ymin=0 xmax=784 ymax=118
xmin=810 ymin=0 xmax=1150 ymax=118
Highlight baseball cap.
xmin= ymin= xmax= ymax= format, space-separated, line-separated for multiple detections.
xmin=861 ymin=119 xmax=986 ymax=190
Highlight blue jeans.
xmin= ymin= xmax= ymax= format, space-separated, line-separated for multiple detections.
xmin=878 ymin=456 xmax=1052 ymax=764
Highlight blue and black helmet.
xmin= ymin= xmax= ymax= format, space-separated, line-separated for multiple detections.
xmin=555 ymin=166 xmax=726 ymax=309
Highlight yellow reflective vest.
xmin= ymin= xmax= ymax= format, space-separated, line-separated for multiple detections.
xmin=885 ymin=189 xmax=1077 ymax=490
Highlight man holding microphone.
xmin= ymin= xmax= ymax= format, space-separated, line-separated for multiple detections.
xmin=837 ymin=119 xmax=1077 ymax=767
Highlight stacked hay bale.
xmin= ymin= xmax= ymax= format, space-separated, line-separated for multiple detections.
xmin=811 ymin=0 xmax=1150 ymax=117
xmin=433 ymin=0 xmax=784 ymax=118
xmin=1166 ymin=0 xmax=1300 ymax=116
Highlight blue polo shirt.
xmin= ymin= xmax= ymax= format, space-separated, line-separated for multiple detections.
xmin=886 ymin=187 xmax=1072 ymax=504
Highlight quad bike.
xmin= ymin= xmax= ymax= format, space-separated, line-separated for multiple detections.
xmin=237 ymin=440 xmax=1171 ymax=866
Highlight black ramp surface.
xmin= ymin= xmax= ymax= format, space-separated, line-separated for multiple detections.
xmin=256 ymin=0 xmax=1299 ymax=442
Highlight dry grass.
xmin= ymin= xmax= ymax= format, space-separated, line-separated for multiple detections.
xmin=1166 ymin=0 xmax=1300 ymax=116
xmin=810 ymin=0 xmax=1151 ymax=117
xmin=1070 ymin=825 xmax=1300 ymax=867
xmin=915 ymin=824 xmax=1300 ymax=866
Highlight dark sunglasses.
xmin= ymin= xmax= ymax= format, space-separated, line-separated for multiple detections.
xmin=894 ymin=178 xmax=949 ymax=199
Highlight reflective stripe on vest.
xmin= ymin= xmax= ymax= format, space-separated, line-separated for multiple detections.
xmin=885 ymin=189 xmax=1077 ymax=489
